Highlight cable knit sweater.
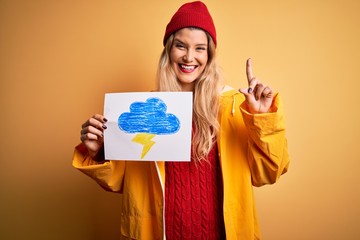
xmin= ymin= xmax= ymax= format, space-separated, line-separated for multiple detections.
xmin=165 ymin=142 xmax=226 ymax=239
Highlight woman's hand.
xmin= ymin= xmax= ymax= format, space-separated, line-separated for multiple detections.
xmin=239 ymin=58 xmax=274 ymax=114
xmin=80 ymin=114 xmax=107 ymax=158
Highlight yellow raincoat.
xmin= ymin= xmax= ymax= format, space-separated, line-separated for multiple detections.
xmin=72 ymin=88 xmax=290 ymax=239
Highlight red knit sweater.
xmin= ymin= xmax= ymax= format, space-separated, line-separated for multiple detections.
xmin=165 ymin=142 xmax=226 ymax=239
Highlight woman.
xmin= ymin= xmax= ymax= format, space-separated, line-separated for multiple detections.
xmin=73 ymin=1 xmax=290 ymax=239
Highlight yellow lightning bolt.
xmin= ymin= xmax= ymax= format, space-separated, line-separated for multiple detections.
xmin=132 ymin=133 xmax=156 ymax=159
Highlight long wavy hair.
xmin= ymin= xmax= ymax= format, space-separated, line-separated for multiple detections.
xmin=156 ymin=28 xmax=224 ymax=162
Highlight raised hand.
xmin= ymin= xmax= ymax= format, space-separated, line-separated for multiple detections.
xmin=239 ymin=58 xmax=274 ymax=114
xmin=80 ymin=114 xmax=107 ymax=158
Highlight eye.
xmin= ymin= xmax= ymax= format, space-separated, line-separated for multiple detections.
xmin=196 ymin=46 xmax=207 ymax=51
xmin=175 ymin=44 xmax=185 ymax=49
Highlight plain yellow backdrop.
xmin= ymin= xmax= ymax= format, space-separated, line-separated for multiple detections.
xmin=1 ymin=0 xmax=359 ymax=239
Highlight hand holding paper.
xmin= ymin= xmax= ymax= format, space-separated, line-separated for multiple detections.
xmin=80 ymin=114 xmax=107 ymax=158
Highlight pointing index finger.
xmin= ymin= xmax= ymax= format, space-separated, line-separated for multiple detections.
xmin=246 ymin=58 xmax=254 ymax=83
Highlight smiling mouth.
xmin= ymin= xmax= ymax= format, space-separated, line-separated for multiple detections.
xmin=179 ymin=64 xmax=198 ymax=73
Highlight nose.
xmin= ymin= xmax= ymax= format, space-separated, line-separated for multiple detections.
xmin=183 ymin=49 xmax=194 ymax=62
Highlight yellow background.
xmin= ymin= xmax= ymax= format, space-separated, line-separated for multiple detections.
xmin=1 ymin=0 xmax=359 ymax=239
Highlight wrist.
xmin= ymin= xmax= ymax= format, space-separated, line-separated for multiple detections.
xmin=92 ymin=146 xmax=105 ymax=162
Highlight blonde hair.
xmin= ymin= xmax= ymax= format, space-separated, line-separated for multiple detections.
xmin=156 ymin=28 xmax=224 ymax=162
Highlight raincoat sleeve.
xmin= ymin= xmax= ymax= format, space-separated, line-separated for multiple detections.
xmin=72 ymin=143 xmax=125 ymax=192
xmin=240 ymin=93 xmax=290 ymax=187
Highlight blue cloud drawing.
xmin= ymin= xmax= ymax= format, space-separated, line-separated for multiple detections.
xmin=118 ymin=97 xmax=180 ymax=135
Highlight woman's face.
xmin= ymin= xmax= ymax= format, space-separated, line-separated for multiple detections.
xmin=170 ymin=28 xmax=209 ymax=91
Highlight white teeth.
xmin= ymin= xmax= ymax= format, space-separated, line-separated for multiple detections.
xmin=180 ymin=64 xmax=196 ymax=70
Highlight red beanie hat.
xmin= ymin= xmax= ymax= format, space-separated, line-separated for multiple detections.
xmin=163 ymin=1 xmax=217 ymax=46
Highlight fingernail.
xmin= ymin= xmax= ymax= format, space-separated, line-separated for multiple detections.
xmin=248 ymin=88 xmax=252 ymax=93
xmin=103 ymin=118 xmax=108 ymax=122
xmin=102 ymin=124 xmax=107 ymax=129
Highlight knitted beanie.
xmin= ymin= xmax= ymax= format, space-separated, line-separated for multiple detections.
xmin=163 ymin=1 xmax=217 ymax=46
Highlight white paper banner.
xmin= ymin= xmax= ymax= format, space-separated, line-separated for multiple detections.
xmin=103 ymin=92 xmax=193 ymax=161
